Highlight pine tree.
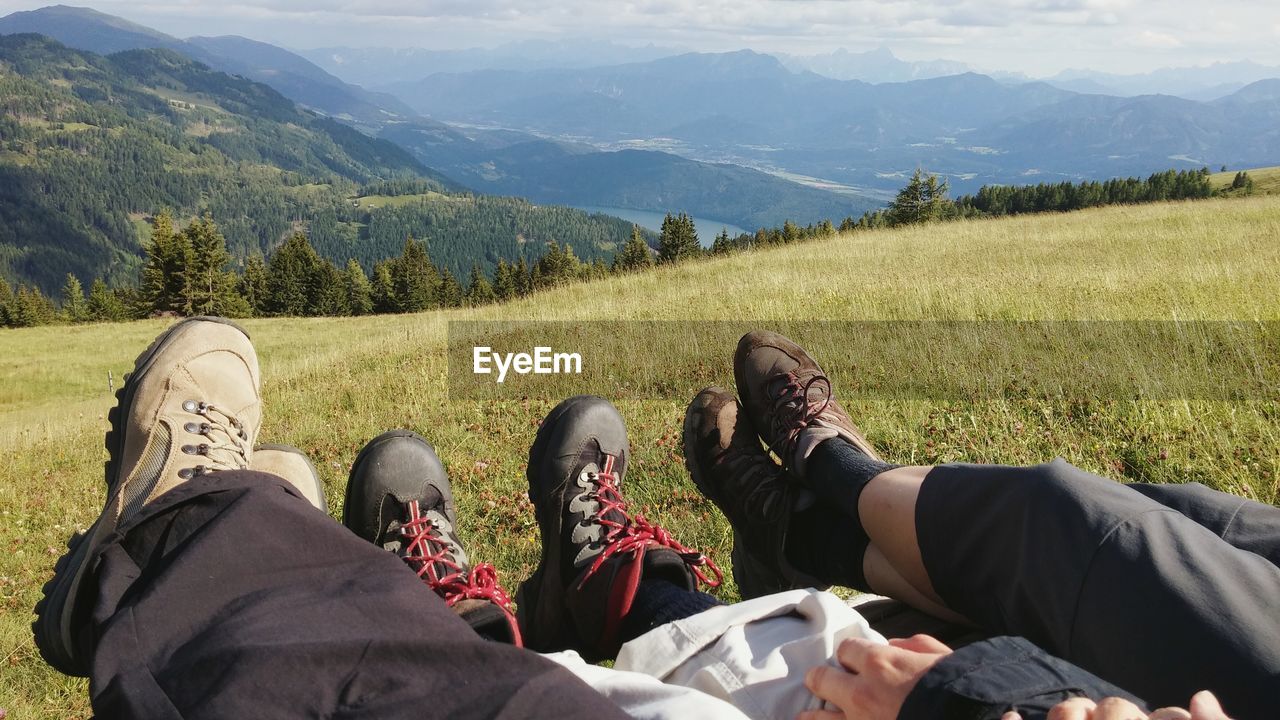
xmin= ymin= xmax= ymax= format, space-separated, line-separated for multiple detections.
xmin=711 ymin=229 xmax=732 ymax=255
xmin=392 ymin=237 xmax=439 ymax=312
xmin=345 ymin=259 xmax=374 ymax=315
xmin=239 ymin=254 xmax=269 ymax=316
xmin=536 ymin=241 xmax=574 ymax=287
xmin=185 ymin=214 xmax=244 ymax=316
xmin=87 ymin=279 xmax=126 ymax=322
xmin=658 ymin=213 xmax=700 ymax=264
xmin=493 ymin=259 xmax=516 ymax=301
xmin=313 ymin=259 xmax=350 ymax=316
xmin=465 ymin=264 xmax=497 ymax=306
xmin=141 ymin=211 xmax=194 ymax=315
xmin=61 ymin=274 xmax=87 ymax=323
xmin=371 ymin=261 xmax=396 ymax=314
xmin=266 ymin=233 xmax=322 ymax=316
xmin=437 ymin=268 xmax=464 ymax=308
xmin=514 ymin=257 xmax=532 ymax=296
xmin=614 ymin=225 xmax=654 ymax=272
xmin=0 ymin=276 xmax=14 ymax=327
xmin=9 ymin=285 xmax=57 ymax=327
xmin=888 ymin=169 xmax=952 ymax=225
xmin=590 ymin=257 xmax=608 ymax=280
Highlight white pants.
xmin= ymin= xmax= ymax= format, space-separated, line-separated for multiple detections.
xmin=546 ymin=589 xmax=887 ymax=720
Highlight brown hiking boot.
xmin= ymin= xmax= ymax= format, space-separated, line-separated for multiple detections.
xmin=252 ymin=444 xmax=328 ymax=513
xmin=34 ymin=316 xmax=261 ymax=676
xmin=733 ymin=330 xmax=879 ymax=477
xmin=683 ymin=387 xmax=829 ymax=599
xmin=516 ymin=396 xmax=721 ymax=661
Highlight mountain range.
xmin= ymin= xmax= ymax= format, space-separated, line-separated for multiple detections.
xmin=3 ymin=3 xmax=1280 ymax=294
xmin=378 ymin=51 xmax=1280 ymax=193
xmin=0 ymin=5 xmax=875 ymax=228
xmin=0 ymin=34 xmax=641 ymax=293
xmin=0 ymin=5 xmax=412 ymax=126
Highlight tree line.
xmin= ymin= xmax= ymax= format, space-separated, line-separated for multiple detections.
xmin=0 ymin=166 xmax=1252 ymax=329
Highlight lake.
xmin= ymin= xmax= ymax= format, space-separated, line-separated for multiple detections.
xmin=573 ymin=206 xmax=751 ymax=248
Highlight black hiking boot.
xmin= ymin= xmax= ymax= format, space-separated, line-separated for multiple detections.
xmin=344 ymin=430 xmax=521 ymax=645
xmin=516 ymin=396 xmax=721 ymax=661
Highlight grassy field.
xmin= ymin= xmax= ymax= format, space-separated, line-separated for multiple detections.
xmin=1211 ymin=165 xmax=1280 ymax=196
xmin=2 ymin=195 xmax=1279 ymax=716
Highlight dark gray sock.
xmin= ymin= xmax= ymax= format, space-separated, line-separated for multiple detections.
xmin=783 ymin=438 xmax=900 ymax=592
xmin=806 ymin=437 xmax=900 ymax=520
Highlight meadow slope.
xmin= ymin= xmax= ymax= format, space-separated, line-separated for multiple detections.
xmin=2 ymin=195 xmax=1279 ymax=717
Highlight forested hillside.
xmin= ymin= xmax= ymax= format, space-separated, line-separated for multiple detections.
xmin=0 ymin=34 xmax=638 ymax=294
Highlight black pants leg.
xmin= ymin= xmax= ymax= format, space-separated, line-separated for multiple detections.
xmin=1128 ymin=481 xmax=1280 ymax=566
xmin=88 ymin=471 xmax=629 ymax=720
xmin=916 ymin=459 xmax=1280 ymax=718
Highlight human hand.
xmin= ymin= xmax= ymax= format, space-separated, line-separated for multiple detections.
xmin=999 ymin=690 xmax=1232 ymax=720
xmin=797 ymin=634 xmax=952 ymax=720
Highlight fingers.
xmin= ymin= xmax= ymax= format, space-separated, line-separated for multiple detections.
xmin=1001 ymin=713 xmax=1023 ymax=720
xmin=1189 ymin=691 xmax=1230 ymax=720
xmin=835 ymin=636 xmax=881 ymax=673
xmin=1048 ymin=697 xmax=1150 ymax=720
xmin=795 ymin=711 xmax=844 ymax=720
xmin=1149 ymin=708 xmax=1192 ymax=720
xmin=1049 ymin=698 xmax=1098 ymax=720
xmin=887 ymin=634 xmax=951 ymax=654
xmin=805 ymin=665 xmax=857 ymax=707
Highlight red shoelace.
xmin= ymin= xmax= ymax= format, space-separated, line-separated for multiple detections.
xmin=398 ymin=500 xmax=517 ymax=612
xmin=578 ymin=455 xmax=723 ymax=589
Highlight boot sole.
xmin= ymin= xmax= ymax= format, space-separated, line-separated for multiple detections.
xmin=681 ymin=391 xmax=828 ymax=600
xmin=679 ymin=400 xmax=772 ymax=598
xmin=32 ymin=316 xmax=248 ymax=676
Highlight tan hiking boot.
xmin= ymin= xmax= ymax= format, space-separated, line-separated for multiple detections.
xmin=734 ymin=330 xmax=879 ymax=477
xmin=34 ymin=316 xmax=261 ymax=676
xmin=253 ymin=444 xmax=328 ymax=513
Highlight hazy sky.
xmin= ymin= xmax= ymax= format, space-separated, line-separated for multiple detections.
xmin=2 ymin=0 xmax=1278 ymax=76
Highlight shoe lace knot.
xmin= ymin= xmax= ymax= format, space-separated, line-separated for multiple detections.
xmin=579 ymin=456 xmax=723 ymax=590
xmin=398 ymin=500 xmax=515 ymax=611
xmin=767 ymin=372 xmax=832 ymax=465
xmin=179 ymin=400 xmax=250 ymax=477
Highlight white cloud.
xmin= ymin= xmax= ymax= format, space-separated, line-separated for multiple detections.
xmin=1132 ymin=29 xmax=1183 ymax=49
xmin=0 ymin=0 xmax=1277 ymax=74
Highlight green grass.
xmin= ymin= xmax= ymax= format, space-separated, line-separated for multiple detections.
xmin=1211 ymin=165 xmax=1280 ymax=196
xmin=2 ymin=196 xmax=1279 ymax=717
xmin=353 ymin=192 xmax=464 ymax=209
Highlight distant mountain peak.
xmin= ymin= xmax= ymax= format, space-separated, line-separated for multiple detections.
xmin=10 ymin=4 xmax=174 ymax=37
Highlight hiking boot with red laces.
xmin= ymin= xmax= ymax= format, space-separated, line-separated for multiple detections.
xmin=35 ymin=316 xmax=260 ymax=676
xmin=734 ymin=330 xmax=880 ymax=478
xmin=517 ymin=395 xmax=721 ymax=661
xmin=343 ymin=430 xmax=521 ymax=646
xmin=683 ymin=387 xmax=828 ymax=599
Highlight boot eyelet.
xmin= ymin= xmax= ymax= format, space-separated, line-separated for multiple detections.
xmin=181 ymin=444 xmax=198 ymax=455
xmin=182 ymin=400 xmax=200 ymax=413
xmin=184 ymin=422 xmax=202 ymax=433
xmin=198 ymin=443 xmax=210 ymax=455
xmin=178 ymin=467 xmax=195 ymax=479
